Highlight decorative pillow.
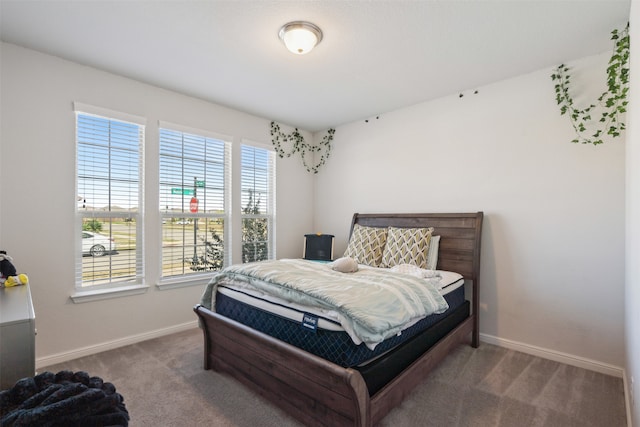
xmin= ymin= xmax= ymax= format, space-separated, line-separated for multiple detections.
xmin=329 ymin=257 xmax=359 ymax=273
xmin=343 ymin=224 xmax=388 ymax=267
xmin=426 ymin=235 xmax=440 ymax=270
xmin=380 ymin=226 xmax=434 ymax=269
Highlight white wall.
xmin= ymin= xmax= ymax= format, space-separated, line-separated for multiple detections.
xmin=314 ymin=51 xmax=626 ymax=370
xmin=625 ymin=1 xmax=639 ymax=424
xmin=0 ymin=43 xmax=315 ymax=362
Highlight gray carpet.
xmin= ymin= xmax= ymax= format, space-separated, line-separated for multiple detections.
xmin=42 ymin=328 xmax=626 ymax=426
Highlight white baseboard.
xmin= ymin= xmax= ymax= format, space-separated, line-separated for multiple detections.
xmin=36 ymin=320 xmax=199 ymax=369
xmin=480 ymin=333 xmax=624 ymax=378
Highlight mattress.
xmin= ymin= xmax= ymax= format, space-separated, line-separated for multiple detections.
xmin=215 ymin=270 xmax=466 ymax=367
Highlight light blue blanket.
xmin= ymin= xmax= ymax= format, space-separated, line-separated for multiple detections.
xmin=200 ymin=259 xmax=448 ymax=349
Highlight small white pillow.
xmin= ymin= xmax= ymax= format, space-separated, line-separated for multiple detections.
xmin=426 ymin=235 xmax=440 ymax=270
xmin=329 ymin=257 xmax=359 ymax=273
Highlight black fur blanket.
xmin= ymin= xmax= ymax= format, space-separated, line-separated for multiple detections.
xmin=0 ymin=370 xmax=129 ymax=426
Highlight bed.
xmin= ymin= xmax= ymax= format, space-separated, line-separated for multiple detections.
xmin=194 ymin=212 xmax=483 ymax=426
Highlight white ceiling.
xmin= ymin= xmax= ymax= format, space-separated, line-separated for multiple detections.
xmin=0 ymin=0 xmax=631 ymax=132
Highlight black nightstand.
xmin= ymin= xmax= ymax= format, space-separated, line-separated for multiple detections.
xmin=303 ymin=234 xmax=334 ymax=261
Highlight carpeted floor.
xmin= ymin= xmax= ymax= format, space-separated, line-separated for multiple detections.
xmin=41 ymin=328 xmax=626 ymax=427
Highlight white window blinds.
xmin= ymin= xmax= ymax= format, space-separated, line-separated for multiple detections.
xmin=159 ymin=126 xmax=231 ymax=277
xmin=75 ymin=106 xmax=144 ymax=288
xmin=241 ymin=144 xmax=276 ymax=262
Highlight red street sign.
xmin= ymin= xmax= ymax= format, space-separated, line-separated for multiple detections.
xmin=190 ymin=197 xmax=198 ymax=213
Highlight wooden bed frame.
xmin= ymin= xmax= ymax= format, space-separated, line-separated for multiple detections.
xmin=194 ymin=212 xmax=483 ymax=426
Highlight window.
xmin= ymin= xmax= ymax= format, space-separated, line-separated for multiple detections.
xmin=159 ymin=125 xmax=231 ymax=278
xmin=75 ymin=105 xmax=144 ymax=289
xmin=241 ymin=144 xmax=275 ymax=262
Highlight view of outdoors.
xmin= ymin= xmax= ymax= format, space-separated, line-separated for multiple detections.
xmin=81 ymin=194 xmax=268 ymax=284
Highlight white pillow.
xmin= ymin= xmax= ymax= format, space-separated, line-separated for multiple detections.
xmin=426 ymin=235 xmax=440 ymax=270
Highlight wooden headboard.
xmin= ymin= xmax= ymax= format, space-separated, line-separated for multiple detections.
xmin=350 ymin=212 xmax=483 ymax=280
xmin=350 ymin=212 xmax=484 ymax=344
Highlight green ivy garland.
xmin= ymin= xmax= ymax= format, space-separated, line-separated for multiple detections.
xmin=551 ymin=23 xmax=629 ymax=145
xmin=270 ymin=121 xmax=335 ymax=174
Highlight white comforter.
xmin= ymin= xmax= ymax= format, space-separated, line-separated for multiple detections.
xmin=200 ymin=259 xmax=449 ymax=349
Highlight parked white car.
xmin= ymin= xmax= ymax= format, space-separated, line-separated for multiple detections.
xmin=82 ymin=231 xmax=116 ymax=257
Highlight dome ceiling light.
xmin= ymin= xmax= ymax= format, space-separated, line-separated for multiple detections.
xmin=278 ymin=21 xmax=323 ymax=55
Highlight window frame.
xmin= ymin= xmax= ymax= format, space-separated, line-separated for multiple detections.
xmin=240 ymin=142 xmax=276 ymax=263
xmin=72 ymin=103 xmax=146 ymax=301
xmin=157 ymin=122 xmax=232 ymax=287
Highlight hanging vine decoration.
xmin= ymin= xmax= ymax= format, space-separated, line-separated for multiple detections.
xmin=270 ymin=121 xmax=335 ymax=174
xmin=551 ymin=23 xmax=629 ymax=145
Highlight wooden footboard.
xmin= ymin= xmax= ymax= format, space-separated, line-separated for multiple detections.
xmin=194 ymin=304 xmax=474 ymax=426
xmin=194 ymin=305 xmax=371 ymax=426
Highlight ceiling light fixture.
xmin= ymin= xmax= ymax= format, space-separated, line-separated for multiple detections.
xmin=278 ymin=21 xmax=323 ymax=55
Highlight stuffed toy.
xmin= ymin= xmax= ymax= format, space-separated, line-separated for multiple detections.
xmin=329 ymin=257 xmax=359 ymax=273
xmin=0 ymin=251 xmax=28 ymax=287
xmin=0 ymin=251 xmax=16 ymax=277
xmin=4 ymin=274 xmax=29 ymax=288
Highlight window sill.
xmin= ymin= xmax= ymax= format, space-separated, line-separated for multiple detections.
xmin=156 ymin=274 xmax=213 ymax=291
xmin=70 ymin=284 xmax=149 ymax=304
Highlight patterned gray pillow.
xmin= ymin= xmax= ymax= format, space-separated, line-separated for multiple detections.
xmin=343 ymin=224 xmax=388 ymax=267
xmin=380 ymin=227 xmax=434 ymax=269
